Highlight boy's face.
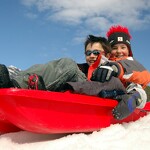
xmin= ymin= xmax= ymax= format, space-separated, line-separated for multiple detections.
xmin=110 ymin=43 xmax=129 ymax=59
xmin=85 ymin=42 xmax=106 ymax=66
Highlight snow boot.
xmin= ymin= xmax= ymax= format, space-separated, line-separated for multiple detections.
xmin=0 ymin=64 xmax=12 ymax=88
xmin=112 ymin=90 xmax=141 ymax=120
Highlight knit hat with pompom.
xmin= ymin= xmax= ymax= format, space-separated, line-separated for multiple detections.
xmin=106 ymin=25 xmax=133 ymax=56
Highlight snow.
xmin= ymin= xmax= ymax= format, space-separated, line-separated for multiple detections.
xmin=1 ymin=113 xmax=150 ymax=150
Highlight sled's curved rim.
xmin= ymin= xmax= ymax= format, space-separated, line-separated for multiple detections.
xmin=0 ymin=88 xmax=149 ymax=134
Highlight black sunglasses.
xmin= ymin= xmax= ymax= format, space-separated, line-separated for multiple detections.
xmin=85 ymin=50 xmax=100 ymax=56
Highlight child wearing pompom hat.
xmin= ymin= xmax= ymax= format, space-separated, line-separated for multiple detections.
xmin=106 ymin=25 xmax=150 ymax=88
xmin=91 ymin=25 xmax=150 ymax=120
xmin=107 ymin=25 xmax=133 ymax=58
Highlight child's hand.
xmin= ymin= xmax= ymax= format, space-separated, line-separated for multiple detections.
xmin=91 ymin=62 xmax=120 ymax=82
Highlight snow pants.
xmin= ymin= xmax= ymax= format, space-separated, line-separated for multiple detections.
xmin=13 ymin=58 xmax=87 ymax=91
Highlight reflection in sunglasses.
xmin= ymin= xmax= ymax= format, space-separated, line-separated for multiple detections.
xmin=85 ymin=50 xmax=100 ymax=56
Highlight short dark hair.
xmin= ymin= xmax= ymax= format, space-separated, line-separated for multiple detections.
xmin=84 ymin=35 xmax=111 ymax=55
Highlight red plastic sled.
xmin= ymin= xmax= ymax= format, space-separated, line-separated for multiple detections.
xmin=0 ymin=88 xmax=149 ymax=134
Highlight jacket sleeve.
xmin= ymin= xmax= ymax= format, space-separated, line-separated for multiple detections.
xmin=117 ymin=57 xmax=150 ymax=89
xmin=77 ymin=63 xmax=89 ymax=77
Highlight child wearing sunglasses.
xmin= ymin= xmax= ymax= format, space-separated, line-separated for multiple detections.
xmin=66 ymin=35 xmax=126 ymax=96
xmin=0 ymin=35 xmax=125 ymax=95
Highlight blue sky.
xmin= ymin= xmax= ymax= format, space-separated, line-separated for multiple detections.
xmin=0 ymin=0 xmax=150 ymax=71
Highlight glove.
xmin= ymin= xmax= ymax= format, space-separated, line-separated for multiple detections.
xmin=91 ymin=62 xmax=121 ymax=83
xmin=99 ymin=90 xmax=125 ymax=99
xmin=112 ymin=90 xmax=141 ymax=120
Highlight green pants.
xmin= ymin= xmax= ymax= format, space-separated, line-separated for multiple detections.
xmin=14 ymin=58 xmax=87 ymax=91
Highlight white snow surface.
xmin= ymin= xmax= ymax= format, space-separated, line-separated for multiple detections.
xmin=1 ymin=113 xmax=150 ymax=150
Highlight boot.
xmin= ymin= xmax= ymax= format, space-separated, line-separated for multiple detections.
xmin=112 ymin=90 xmax=141 ymax=120
xmin=0 ymin=64 xmax=12 ymax=88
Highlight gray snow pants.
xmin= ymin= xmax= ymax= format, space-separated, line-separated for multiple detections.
xmin=13 ymin=58 xmax=87 ymax=91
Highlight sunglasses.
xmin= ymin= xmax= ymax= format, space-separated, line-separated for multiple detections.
xmin=85 ymin=50 xmax=100 ymax=56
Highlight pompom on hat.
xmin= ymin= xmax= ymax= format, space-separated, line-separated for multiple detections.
xmin=106 ymin=25 xmax=133 ymax=57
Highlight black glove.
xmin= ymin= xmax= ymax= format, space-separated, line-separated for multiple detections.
xmin=91 ymin=62 xmax=121 ymax=83
xmin=99 ymin=90 xmax=125 ymax=99
xmin=112 ymin=90 xmax=141 ymax=120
